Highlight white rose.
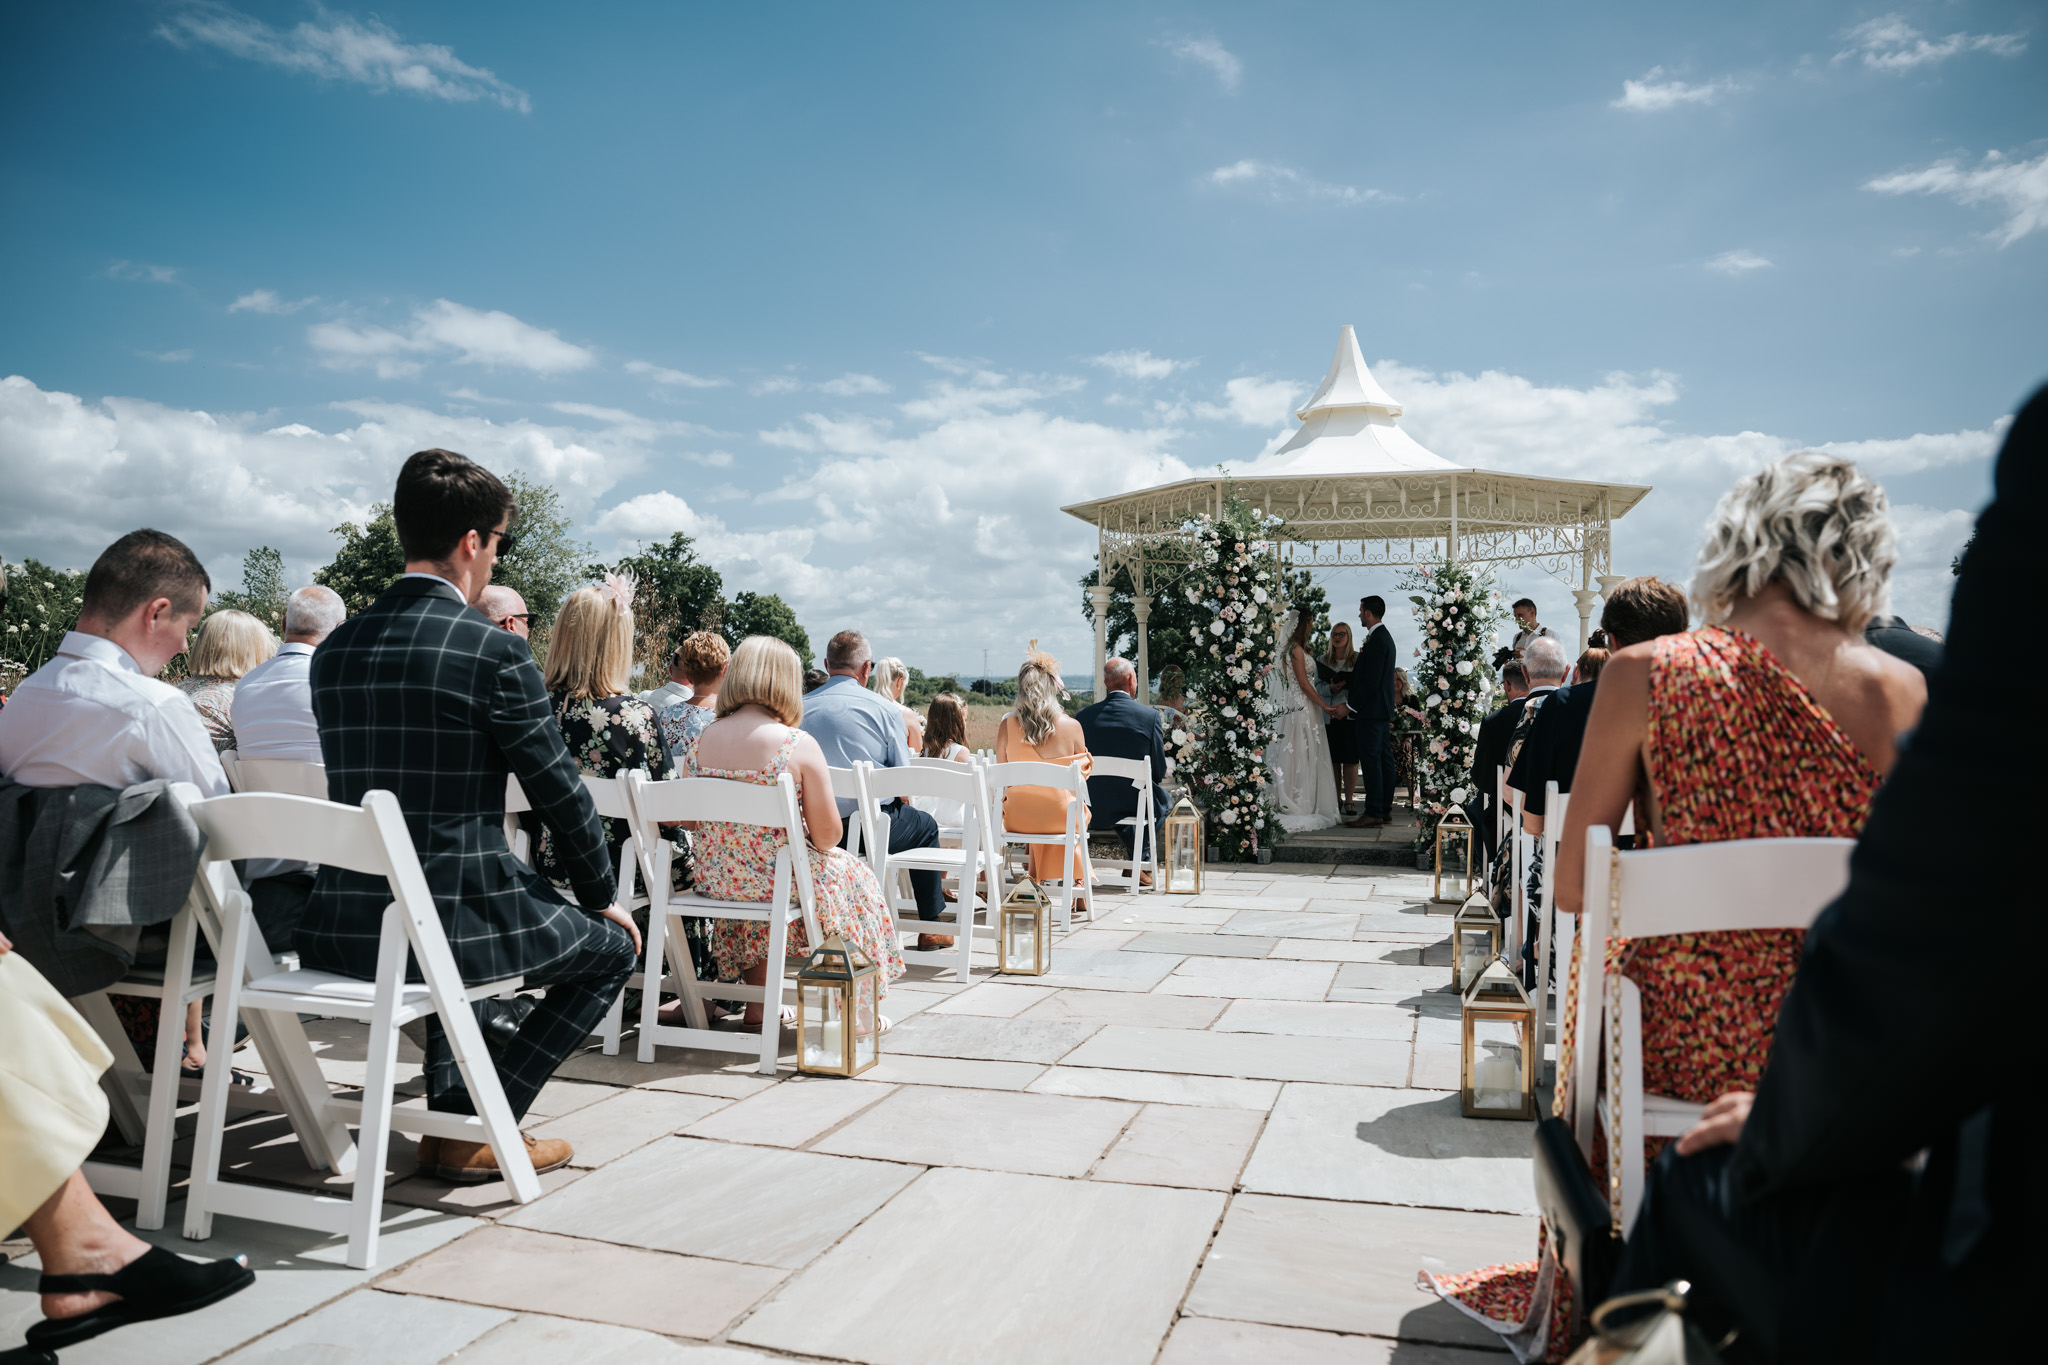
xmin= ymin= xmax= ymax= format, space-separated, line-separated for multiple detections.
xmin=1221 ymin=705 xmax=1238 ymax=718
xmin=1425 ymin=693 xmax=1441 ymax=707
xmin=1171 ymin=729 xmax=1187 ymax=744
xmin=1251 ymin=586 xmax=1268 ymax=604
xmin=1209 ymin=620 xmax=1225 ymax=636
xmin=1458 ymin=719 xmax=1472 ymax=734
xmin=1450 ymin=786 xmax=1468 ymax=803
xmin=1219 ymin=807 xmax=1239 ymax=825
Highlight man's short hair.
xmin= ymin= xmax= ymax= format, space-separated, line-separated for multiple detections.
xmin=1523 ymin=636 xmax=1569 ymax=682
xmin=284 ymin=585 xmax=346 ymax=640
xmin=81 ymin=528 xmax=210 ymax=621
xmin=1103 ymin=658 xmax=1136 ymax=690
xmin=825 ymin=629 xmax=871 ymax=671
xmin=1600 ymin=576 xmax=1690 ymax=649
xmin=392 ymin=449 xmax=515 ymax=564
xmin=1512 ymin=597 xmax=1538 ymax=613
xmin=1360 ymin=594 xmax=1386 ymax=619
xmin=1501 ymin=661 xmax=1528 ymax=692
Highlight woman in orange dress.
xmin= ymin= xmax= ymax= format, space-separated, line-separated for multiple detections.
xmin=994 ymin=651 xmax=1092 ymax=904
xmin=1426 ymin=451 xmax=1926 ymax=1361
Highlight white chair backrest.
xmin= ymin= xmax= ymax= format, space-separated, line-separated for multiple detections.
xmin=906 ymin=755 xmax=967 ymax=770
xmin=861 ymin=762 xmax=985 ymax=812
xmin=505 ymin=775 xmax=532 ymax=813
xmin=220 ymin=752 xmax=329 ymax=800
xmin=1089 ymin=755 xmax=1153 ymax=789
xmin=982 ymin=759 xmax=1088 ymax=800
xmin=622 ymin=771 xmax=817 ymax=913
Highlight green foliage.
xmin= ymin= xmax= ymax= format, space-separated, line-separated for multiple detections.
xmin=314 ymin=504 xmax=405 ymax=614
xmin=1084 ymin=548 xmax=1328 ymax=687
xmin=1951 ymin=532 xmax=1975 ymax=576
xmin=1401 ymin=561 xmax=1510 ymax=849
xmin=722 ymin=590 xmax=813 ymax=668
xmin=495 ymin=472 xmax=588 ymax=629
xmin=901 ymin=666 xmax=963 ymax=710
xmin=213 ymin=546 xmax=289 ymax=631
xmin=1 ymin=558 xmax=88 ymax=687
xmin=969 ymin=676 xmax=1018 ymax=701
xmin=591 ymin=532 xmax=726 ymax=656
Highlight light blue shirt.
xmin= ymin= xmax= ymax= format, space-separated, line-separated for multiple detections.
xmin=802 ymin=673 xmax=910 ymax=815
xmin=231 ymin=642 xmax=322 ymax=762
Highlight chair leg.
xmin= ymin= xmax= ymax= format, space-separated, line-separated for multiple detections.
xmin=346 ymin=913 xmax=413 ymax=1270
xmin=758 ymin=910 xmax=788 ymax=1076
xmin=77 ymin=993 xmax=149 ymax=1147
xmin=599 ymin=972 xmax=630 ymax=1056
xmin=185 ymin=902 xmax=255 ymax=1243
xmin=137 ymin=910 xmax=199 ymax=1230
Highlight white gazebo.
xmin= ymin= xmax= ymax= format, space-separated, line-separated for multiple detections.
xmin=1062 ymin=325 xmax=1654 ymax=698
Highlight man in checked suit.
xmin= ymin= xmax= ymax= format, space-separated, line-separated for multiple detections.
xmin=297 ymin=449 xmax=638 ymax=1183
xmin=1346 ymin=593 xmax=1399 ymax=828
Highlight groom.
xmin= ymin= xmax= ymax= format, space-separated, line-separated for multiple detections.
xmin=1346 ymin=594 xmax=1398 ymax=828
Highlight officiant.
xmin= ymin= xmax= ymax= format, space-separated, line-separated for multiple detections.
xmin=1318 ymin=621 xmax=1362 ymax=818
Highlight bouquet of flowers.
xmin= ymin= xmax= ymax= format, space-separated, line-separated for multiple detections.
xmin=1401 ymin=560 xmax=1509 ymax=851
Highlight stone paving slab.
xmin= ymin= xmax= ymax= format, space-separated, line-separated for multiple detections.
xmin=531 ymin=1087 xmax=733 ymax=1167
xmin=681 ymin=1078 xmax=897 ymax=1147
xmin=1219 ymin=909 xmax=1361 ymax=939
xmin=1127 ymin=929 xmax=1275 ymax=958
xmin=880 ymin=1011 xmax=1100 ymax=1063
xmin=454 ymin=1314 xmax=779 ymax=1363
xmin=855 ymin=1053 xmax=1046 ymax=1090
xmin=1240 ymin=1083 xmax=1538 ymax=1215
xmin=383 ymin=1161 xmax=587 ymax=1219
xmin=1059 ymin=928 xmax=1140 ymax=949
xmin=1016 ymin=988 xmax=1228 ymax=1030
xmin=1159 ymin=1315 xmax=1505 ymax=1362
xmin=505 ymin=1137 xmax=919 ymax=1269
xmin=922 ymin=981 xmax=1048 ymax=1016
xmin=0 ymin=1203 xmax=479 ymax=1365
xmin=215 ymin=1288 xmax=507 ymax=1364
xmin=1334 ymin=962 xmax=1459 ymax=994
xmin=731 ymin=1168 xmax=1224 ymax=1365
xmin=811 ymin=1084 xmax=1139 ymax=1176
xmin=1062 ymin=1025 xmax=1410 ymax=1087
xmin=380 ymin=1225 xmax=787 ymax=1339
xmin=522 ymin=1078 xmax=620 ymax=1119
xmin=1213 ymin=999 xmax=1416 ymax=1040
xmin=1273 ymin=938 xmax=1445 ymax=963
xmin=1187 ymin=1193 xmax=1534 ymax=1348
xmin=1029 ymin=1064 xmax=1282 ymax=1110
xmin=1158 ymin=956 xmax=1340 ymax=1001
xmin=1112 ymin=905 xmax=1237 ymax=927
xmin=1005 ymin=947 xmax=1181 ymax=991
xmin=1091 ymin=1104 xmax=1266 ymax=1190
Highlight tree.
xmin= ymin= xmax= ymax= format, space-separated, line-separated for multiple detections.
xmin=590 ymin=532 xmax=726 ymax=652
xmin=722 ymin=590 xmax=812 ymax=668
xmin=495 ymin=472 xmax=588 ymax=629
xmin=314 ymin=504 xmax=405 ymax=613
xmin=213 ymin=546 xmax=288 ymax=631
xmin=2 ymin=558 xmax=87 ymax=684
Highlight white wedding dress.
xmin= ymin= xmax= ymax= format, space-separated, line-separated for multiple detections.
xmin=1268 ymin=632 xmax=1342 ymax=833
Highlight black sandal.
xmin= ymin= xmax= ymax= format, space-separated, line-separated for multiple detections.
xmin=26 ymin=1247 xmax=255 ymax=1349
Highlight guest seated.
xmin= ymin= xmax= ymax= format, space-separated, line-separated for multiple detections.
xmin=1428 ymin=451 xmax=1925 ymax=1360
xmin=803 ymin=631 xmax=947 ymax=946
xmin=1469 ymin=661 xmax=1528 ymax=867
xmin=175 ymin=608 xmax=277 ymax=753
xmin=298 ymin=449 xmax=638 ymax=1184
xmin=475 ymin=584 xmax=532 ymax=644
xmin=802 ymin=667 xmax=828 ymax=694
xmin=1568 ymin=646 xmax=1607 ymax=684
xmin=684 ymin=636 xmax=905 ymax=1024
xmin=869 ymin=655 xmax=925 ymax=754
xmin=912 ymin=693 xmax=973 ymax=833
xmin=231 ymin=586 xmax=345 ymax=763
xmin=651 ymin=630 xmax=729 ymax=765
xmin=1076 ymin=658 xmax=1165 ymax=878
xmin=995 ymin=651 xmax=1093 ymax=907
xmin=1 ymin=930 xmax=255 ymax=1353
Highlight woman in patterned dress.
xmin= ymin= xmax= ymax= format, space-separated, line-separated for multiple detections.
xmin=174 ymin=608 xmax=277 ymax=752
xmin=1427 ymin=451 xmax=1926 ymax=1361
xmin=653 ymin=630 xmax=729 ymax=767
xmin=686 ymin=635 xmax=904 ymax=1026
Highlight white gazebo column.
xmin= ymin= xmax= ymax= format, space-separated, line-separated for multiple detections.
xmin=1133 ymin=595 xmax=1154 ymax=703
xmin=1572 ymin=590 xmax=1601 ymax=654
xmin=1090 ymin=584 xmax=1113 ymax=698
xmin=1595 ymin=573 xmax=1626 ymax=599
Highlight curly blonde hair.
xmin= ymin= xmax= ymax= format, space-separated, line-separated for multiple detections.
xmin=1691 ymin=451 xmax=1896 ymax=632
xmin=1015 ymin=651 xmax=1065 ymax=746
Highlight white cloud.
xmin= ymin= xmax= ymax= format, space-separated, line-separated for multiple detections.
xmin=140 ymin=349 xmax=194 ymax=363
xmin=1163 ymin=36 xmax=1242 ymax=93
xmin=818 ymin=373 xmax=892 ymax=396
xmin=1089 ymin=349 xmax=1196 ymax=382
xmin=228 ymin=288 xmax=316 ymax=314
xmin=1195 ymin=376 xmax=1301 ymax=428
xmin=590 ymin=490 xmax=706 ymax=539
xmin=105 ymin=261 xmax=181 ymax=285
xmin=1865 ymin=148 xmax=2048 ymax=247
xmin=308 ymin=299 xmax=595 ymax=379
xmin=1704 ymin=249 xmax=1774 ymax=275
xmin=751 ymin=376 xmax=804 ymax=396
xmin=157 ymin=3 xmax=530 ymax=112
xmin=625 ymin=360 xmax=730 ymax=389
xmin=1836 ymin=15 xmax=2026 ymax=72
xmin=1611 ymin=66 xmax=1735 ymax=111
xmin=1204 ymin=160 xmax=1390 ymax=206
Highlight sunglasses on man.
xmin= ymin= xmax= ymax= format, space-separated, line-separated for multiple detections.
xmin=478 ymin=527 xmax=519 ymax=557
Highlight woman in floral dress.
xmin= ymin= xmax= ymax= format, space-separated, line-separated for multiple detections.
xmin=685 ymin=635 xmax=904 ymax=1025
xmin=175 ymin=608 xmax=276 ymax=752
xmin=1426 ymin=451 xmax=1926 ymax=1361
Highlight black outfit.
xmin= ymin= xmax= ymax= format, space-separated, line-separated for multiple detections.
xmin=1610 ymin=386 xmax=2045 ymax=1361
xmin=1469 ymin=696 xmax=1526 ymax=867
xmin=301 ymin=576 xmax=634 ymax=1122
xmin=867 ymin=801 xmax=944 ymax=921
xmin=1318 ymin=653 xmax=1360 ymax=766
xmin=1076 ymin=690 xmax=1168 ymax=857
xmin=1354 ymin=621 xmax=1398 ymax=819
xmin=1863 ymin=613 xmax=1942 ymax=675
xmin=1507 ymin=679 xmax=1598 ymax=819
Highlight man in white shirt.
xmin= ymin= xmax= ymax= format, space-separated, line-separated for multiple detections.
xmin=638 ymin=641 xmax=692 ymax=712
xmin=1509 ymin=597 xmax=1559 ymax=660
xmin=232 ymin=586 xmax=346 ymax=762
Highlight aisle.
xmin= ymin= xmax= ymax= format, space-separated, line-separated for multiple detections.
xmin=0 ymin=863 xmax=1537 ymax=1363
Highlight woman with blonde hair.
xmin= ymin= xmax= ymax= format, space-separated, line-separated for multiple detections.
xmin=1428 ymin=450 xmax=1926 ymax=1360
xmin=536 ymin=577 xmax=675 ymax=890
xmin=176 ymin=609 xmax=277 ymax=751
xmin=994 ymin=652 xmax=1092 ymax=900
xmin=868 ymin=655 xmax=925 ymax=754
xmin=686 ymin=635 xmax=904 ymax=1024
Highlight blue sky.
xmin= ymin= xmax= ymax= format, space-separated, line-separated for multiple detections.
xmin=3 ymin=1 xmax=2042 ymax=673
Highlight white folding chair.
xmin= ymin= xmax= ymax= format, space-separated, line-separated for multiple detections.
xmin=179 ymin=788 xmax=539 ymax=1270
xmin=504 ymin=774 xmax=534 ymax=866
xmin=621 ymin=771 xmax=822 ymax=1075
xmin=1534 ymin=784 xmax=1569 ymax=1079
xmin=1087 ymin=756 xmax=1159 ymax=897
xmin=1572 ymin=827 xmax=1853 ymax=1232
xmin=219 ymin=751 xmax=329 ymax=799
xmin=857 ymin=764 xmax=992 ymax=981
xmin=983 ymin=759 xmax=1093 ymax=932
xmin=826 ymin=765 xmax=878 ymax=872
xmin=1507 ymin=786 xmax=1530 ymax=962
xmin=581 ymin=773 xmax=657 ymax=1056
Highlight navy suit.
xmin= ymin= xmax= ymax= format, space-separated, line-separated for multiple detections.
xmin=1354 ymin=620 xmax=1398 ymax=818
xmin=1076 ymin=690 xmax=1167 ymax=857
xmin=300 ymin=576 xmax=634 ymax=1120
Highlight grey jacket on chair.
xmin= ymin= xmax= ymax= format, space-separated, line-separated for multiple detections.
xmin=0 ymin=777 xmax=205 ymax=996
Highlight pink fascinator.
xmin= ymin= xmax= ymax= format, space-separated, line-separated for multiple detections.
xmin=597 ymin=570 xmax=637 ymax=609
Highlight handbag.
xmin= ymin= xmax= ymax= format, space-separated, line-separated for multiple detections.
xmin=1534 ymin=1116 xmax=1622 ymax=1318
xmin=1563 ymin=1281 xmax=1727 ymax=1365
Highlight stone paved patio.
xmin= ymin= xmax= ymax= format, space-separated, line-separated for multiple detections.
xmin=1 ymin=864 xmax=1538 ymax=1363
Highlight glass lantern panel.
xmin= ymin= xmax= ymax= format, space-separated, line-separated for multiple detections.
xmin=852 ymin=976 xmax=878 ymax=1071
xmin=801 ymin=982 xmax=844 ymax=1072
xmin=1458 ymin=930 xmax=1493 ymax=987
xmin=1468 ymin=1015 xmax=1528 ymax=1112
xmin=1168 ymin=826 xmax=1197 ymax=891
xmin=1003 ymin=911 xmax=1036 ymax=971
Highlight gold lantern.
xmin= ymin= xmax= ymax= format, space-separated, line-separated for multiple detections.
xmin=1451 ymin=892 xmax=1503 ymax=992
xmin=1432 ymin=807 xmax=1477 ymax=904
xmin=1460 ymin=954 xmax=1537 ymax=1120
xmin=1162 ymin=796 xmax=1204 ymax=895
xmin=796 ymin=935 xmax=881 ymax=1078
xmin=997 ymin=878 xmax=1053 ymax=976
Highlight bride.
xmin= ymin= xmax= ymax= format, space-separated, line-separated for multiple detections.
xmin=1268 ymin=604 xmax=1343 ymax=832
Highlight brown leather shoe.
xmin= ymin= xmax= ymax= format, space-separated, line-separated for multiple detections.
xmin=1346 ymin=814 xmax=1390 ymax=828
xmin=426 ymin=1132 xmax=573 ymax=1183
xmin=415 ymin=1135 xmax=442 ymax=1171
xmin=916 ymin=934 xmax=956 ymax=950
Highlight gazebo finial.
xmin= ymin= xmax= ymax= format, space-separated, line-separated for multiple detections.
xmin=1295 ymin=323 xmax=1403 ymax=421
